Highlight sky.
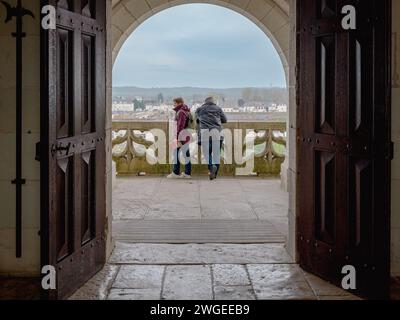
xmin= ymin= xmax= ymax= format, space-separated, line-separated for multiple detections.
xmin=112 ymin=4 xmax=286 ymax=88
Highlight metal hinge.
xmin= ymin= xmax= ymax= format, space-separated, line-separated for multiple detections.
xmin=295 ymin=66 xmax=300 ymax=107
xmin=386 ymin=141 xmax=394 ymax=160
xmin=51 ymin=142 xmax=72 ymax=157
xmin=35 ymin=141 xmax=41 ymax=162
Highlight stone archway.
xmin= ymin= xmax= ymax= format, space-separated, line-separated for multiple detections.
xmin=106 ymin=0 xmax=296 ymax=259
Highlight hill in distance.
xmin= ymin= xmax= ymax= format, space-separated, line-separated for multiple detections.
xmin=113 ymin=86 xmax=288 ymax=104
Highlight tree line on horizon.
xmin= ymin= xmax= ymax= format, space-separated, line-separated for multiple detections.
xmin=113 ymin=86 xmax=288 ymax=107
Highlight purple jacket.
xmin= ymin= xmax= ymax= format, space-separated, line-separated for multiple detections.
xmin=173 ymin=104 xmax=191 ymax=144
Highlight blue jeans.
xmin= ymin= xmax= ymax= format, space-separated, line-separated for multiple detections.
xmin=202 ymin=139 xmax=223 ymax=175
xmin=173 ymin=146 xmax=191 ymax=176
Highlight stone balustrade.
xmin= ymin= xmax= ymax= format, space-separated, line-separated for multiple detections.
xmin=112 ymin=120 xmax=286 ymax=176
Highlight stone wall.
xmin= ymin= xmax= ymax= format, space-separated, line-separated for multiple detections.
xmin=391 ymin=0 xmax=400 ymax=277
xmin=285 ymin=0 xmax=296 ymax=260
xmin=105 ymin=0 xmax=115 ymax=259
xmin=0 ymin=0 xmax=41 ymax=276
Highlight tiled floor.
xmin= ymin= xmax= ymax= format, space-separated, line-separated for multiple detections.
xmin=70 ymin=243 xmax=360 ymax=300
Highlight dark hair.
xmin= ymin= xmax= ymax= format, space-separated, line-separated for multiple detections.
xmin=173 ymin=97 xmax=184 ymax=105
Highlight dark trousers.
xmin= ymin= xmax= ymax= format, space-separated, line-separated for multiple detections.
xmin=202 ymin=139 xmax=223 ymax=175
xmin=173 ymin=146 xmax=191 ymax=175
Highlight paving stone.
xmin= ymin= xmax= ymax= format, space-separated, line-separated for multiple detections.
xmin=247 ymin=264 xmax=316 ymax=300
xmin=317 ymin=295 xmax=362 ymax=300
xmin=113 ymin=199 xmax=148 ymax=220
xmin=199 ymin=190 xmax=245 ymax=202
xmin=155 ymin=193 xmax=199 ymax=201
xmin=301 ymin=270 xmax=353 ymax=297
xmin=201 ymin=202 xmax=256 ymax=220
xmin=113 ymin=178 xmax=158 ymax=201
xmin=156 ymin=180 xmax=199 ymax=194
xmin=212 ymin=265 xmax=250 ymax=286
xmin=108 ymin=288 xmax=161 ymax=300
xmin=238 ymin=178 xmax=282 ymax=190
xmin=162 ymin=265 xmax=212 ymax=300
xmin=110 ymin=243 xmax=293 ymax=264
xmin=69 ymin=265 xmax=119 ymax=300
xmin=250 ymin=200 xmax=288 ymax=215
xmin=214 ymin=286 xmax=256 ymax=300
xmin=112 ymin=265 xmax=164 ymax=289
xmin=145 ymin=203 xmax=201 ymax=219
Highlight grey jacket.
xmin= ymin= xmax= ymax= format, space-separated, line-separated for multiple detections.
xmin=195 ymin=102 xmax=227 ymax=132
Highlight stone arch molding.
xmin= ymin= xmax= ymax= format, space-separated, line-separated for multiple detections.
xmin=111 ymin=0 xmax=290 ymax=82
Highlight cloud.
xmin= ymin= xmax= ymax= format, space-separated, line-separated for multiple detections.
xmin=113 ymin=4 xmax=286 ymax=88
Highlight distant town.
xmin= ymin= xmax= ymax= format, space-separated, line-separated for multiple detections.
xmin=112 ymin=86 xmax=288 ymax=122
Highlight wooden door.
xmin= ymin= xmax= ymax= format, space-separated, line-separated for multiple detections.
xmin=297 ymin=0 xmax=392 ymax=299
xmin=40 ymin=0 xmax=106 ymax=299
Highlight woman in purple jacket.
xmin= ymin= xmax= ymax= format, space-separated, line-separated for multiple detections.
xmin=167 ymin=97 xmax=192 ymax=179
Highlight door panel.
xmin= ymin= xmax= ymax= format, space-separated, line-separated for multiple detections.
xmin=41 ymin=0 xmax=106 ymax=299
xmin=56 ymin=28 xmax=73 ymax=139
xmin=55 ymin=156 xmax=74 ymax=261
xmin=297 ymin=0 xmax=391 ymax=299
xmin=81 ymin=34 xmax=95 ymax=134
xmin=81 ymin=150 xmax=96 ymax=245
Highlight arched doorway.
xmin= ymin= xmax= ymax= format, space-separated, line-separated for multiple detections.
xmin=110 ymin=2 xmax=290 ymax=256
xmin=107 ymin=0 xmax=297 ymax=259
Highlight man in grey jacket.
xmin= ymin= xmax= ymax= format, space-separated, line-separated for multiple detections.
xmin=196 ymin=97 xmax=227 ymax=180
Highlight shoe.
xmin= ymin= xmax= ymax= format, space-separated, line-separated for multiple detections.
xmin=167 ymin=173 xmax=181 ymax=179
xmin=181 ymin=173 xmax=192 ymax=179
xmin=209 ymin=166 xmax=217 ymax=180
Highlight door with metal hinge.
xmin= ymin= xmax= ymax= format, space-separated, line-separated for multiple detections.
xmin=40 ymin=0 xmax=106 ymax=299
xmin=297 ymin=0 xmax=392 ymax=299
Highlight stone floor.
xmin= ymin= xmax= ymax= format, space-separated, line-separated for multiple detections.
xmin=0 ymin=277 xmax=41 ymax=300
xmin=70 ymin=242 xmax=361 ymax=300
xmin=68 ymin=177 xmax=358 ymax=300
xmin=0 ymin=176 xmax=397 ymax=300
xmin=112 ymin=177 xmax=289 ymax=237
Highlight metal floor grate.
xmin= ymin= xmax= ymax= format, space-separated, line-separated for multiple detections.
xmin=113 ymin=219 xmax=286 ymax=244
